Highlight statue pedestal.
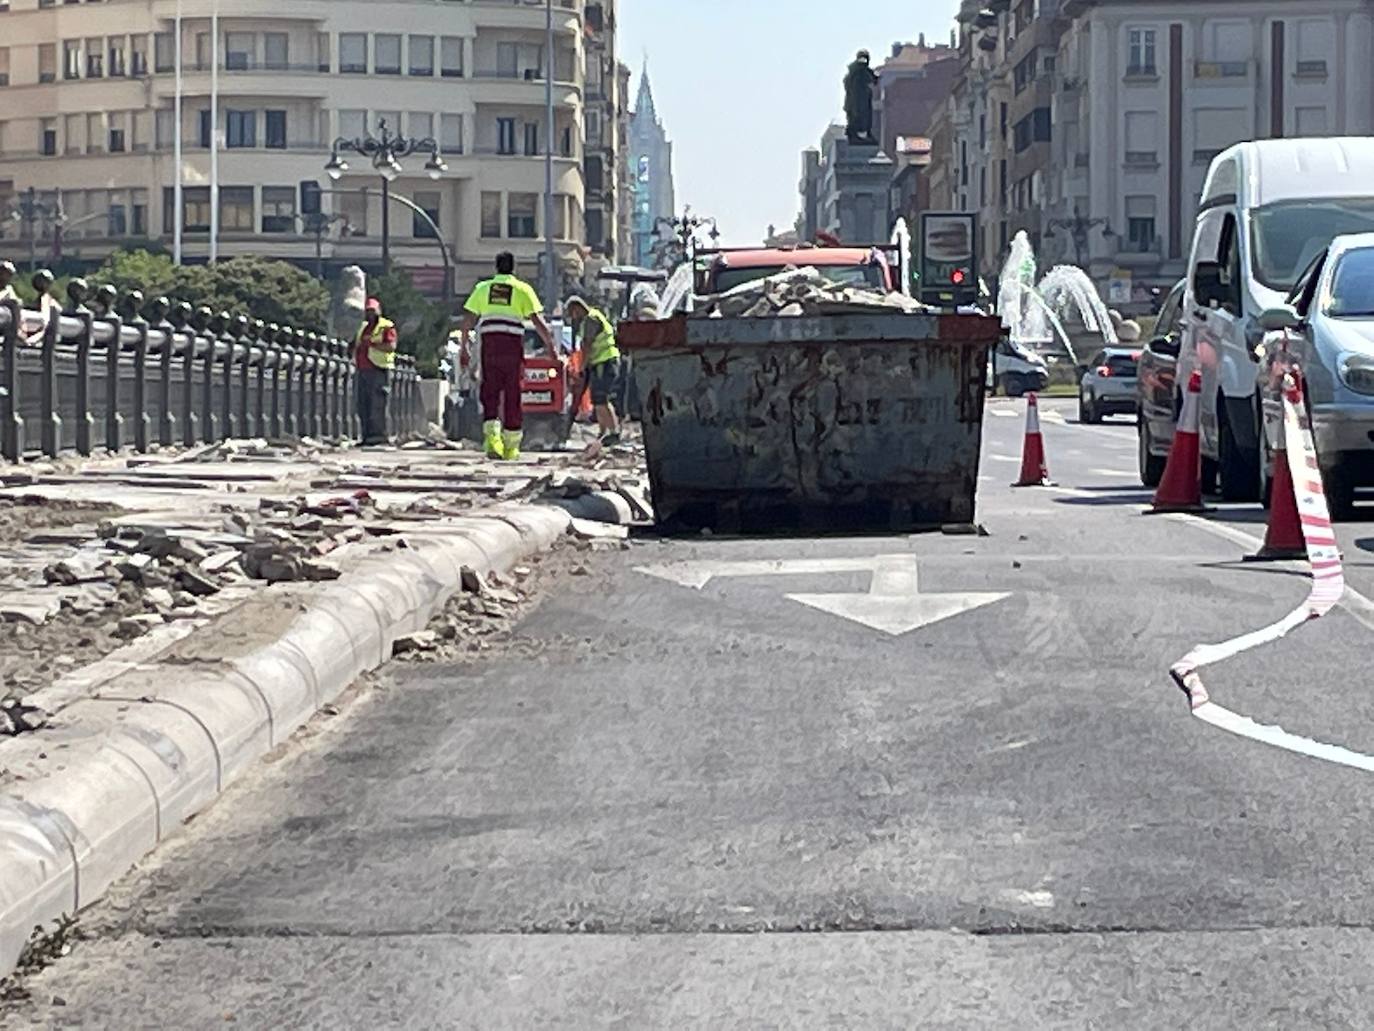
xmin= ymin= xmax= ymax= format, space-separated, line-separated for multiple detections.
xmin=830 ymin=140 xmax=895 ymax=245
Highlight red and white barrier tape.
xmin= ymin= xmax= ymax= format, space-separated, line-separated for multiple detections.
xmin=1170 ymin=373 xmax=1362 ymax=767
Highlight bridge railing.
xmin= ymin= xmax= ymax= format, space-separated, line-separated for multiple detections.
xmin=0 ymin=285 xmax=426 ymax=463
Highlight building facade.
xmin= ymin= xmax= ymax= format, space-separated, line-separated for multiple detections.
xmin=930 ymin=0 xmax=1374 ymax=304
xmin=582 ymin=0 xmax=619 ymax=267
xmin=1053 ymin=0 xmax=1374 ymax=303
xmin=628 ymin=62 xmax=675 ymax=268
xmin=0 ymin=0 xmax=605 ymax=299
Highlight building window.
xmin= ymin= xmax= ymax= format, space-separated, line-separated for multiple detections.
xmin=156 ymin=109 xmax=174 ymax=148
xmin=496 ymin=42 xmax=518 ymax=78
xmin=261 ymin=186 xmax=296 ymax=233
xmin=220 ymin=186 xmax=255 ymax=232
xmin=108 ymin=204 xmax=127 ymax=237
xmin=226 ymin=32 xmax=254 ymax=71
xmin=440 ymin=114 xmax=463 ymax=153
xmin=86 ymin=38 xmax=103 ymax=78
xmin=481 ymin=191 xmax=502 ymax=237
xmin=339 ymin=33 xmax=367 ymax=74
xmin=40 ymin=120 xmax=57 ymax=157
xmin=409 ymin=35 xmax=434 ymax=76
xmin=109 ymin=39 xmax=126 ymax=77
xmin=408 ymin=112 xmax=434 ymax=140
xmin=131 ymin=36 xmax=148 ymax=76
xmin=109 ymin=125 xmax=126 ymax=152
xmin=1296 ymin=106 xmax=1329 ymax=138
xmin=265 ymin=110 xmax=287 ymax=149
xmin=1127 ymin=28 xmax=1157 ymax=76
xmin=198 ymin=109 xmax=211 ymax=148
xmin=226 ymin=110 xmax=256 ymax=149
xmin=64 ymin=40 xmax=81 ymax=80
xmin=586 ymin=208 xmax=605 ymax=251
xmin=561 ymin=126 xmax=573 ymax=157
xmin=375 ymin=34 xmax=401 ymax=75
xmin=440 ymin=36 xmax=463 ymax=78
xmin=1014 ymin=52 xmax=1037 ymax=94
xmin=585 ymin=154 xmax=604 ymax=192
xmin=523 ymin=122 xmax=539 ymax=156
xmin=413 ymin=190 xmax=440 ymax=239
xmin=338 ymin=109 xmax=367 ymax=140
xmin=154 ymin=33 xmax=173 ymax=73
xmin=497 ymin=117 xmax=516 ymax=155
xmin=39 ymin=43 xmax=57 ymax=83
xmin=1126 ymin=196 xmax=1157 ymax=252
xmin=169 ymin=187 xmax=212 ymax=233
xmin=339 ymin=188 xmax=368 ymax=237
xmin=264 ymin=33 xmax=289 ymax=71
xmin=508 ymin=192 xmax=537 ymax=238
xmin=132 ymin=199 xmax=147 ymax=236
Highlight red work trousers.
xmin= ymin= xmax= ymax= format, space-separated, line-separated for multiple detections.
xmin=480 ymin=333 xmax=525 ymax=430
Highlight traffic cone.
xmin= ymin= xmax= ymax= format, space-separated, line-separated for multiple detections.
xmin=1245 ymin=440 xmax=1306 ymax=561
xmin=1011 ymin=393 xmax=1051 ymax=487
xmin=1149 ymin=369 xmax=1210 ymax=513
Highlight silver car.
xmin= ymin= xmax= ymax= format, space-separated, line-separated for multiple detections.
xmin=1258 ymin=231 xmax=1374 ymax=517
xmin=1078 ymin=347 xmax=1141 ymax=424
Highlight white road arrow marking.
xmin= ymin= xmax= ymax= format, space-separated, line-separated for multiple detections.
xmin=636 ymin=555 xmax=1011 ymax=636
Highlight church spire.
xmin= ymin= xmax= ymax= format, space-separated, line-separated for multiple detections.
xmin=635 ymin=59 xmax=658 ymax=125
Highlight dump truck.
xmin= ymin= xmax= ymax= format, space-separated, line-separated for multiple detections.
xmin=619 ymin=270 xmax=1002 ymax=533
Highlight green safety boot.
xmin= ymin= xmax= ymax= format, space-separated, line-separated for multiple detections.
xmin=483 ymin=420 xmax=505 ymax=459
xmin=502 ymin=429 xmax=523 ymax=462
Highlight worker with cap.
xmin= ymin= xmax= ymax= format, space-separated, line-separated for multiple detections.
xmin=354 ymin=296 xmax=397 ymax=445
xmin=564 ymin=295 xmax=623 ymax=446
xmin=459 ymin=251 xmax=555 ymax=461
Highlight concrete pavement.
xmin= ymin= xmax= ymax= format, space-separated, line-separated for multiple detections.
xmin=9 ymin=400 xmax=1374 ymax=1027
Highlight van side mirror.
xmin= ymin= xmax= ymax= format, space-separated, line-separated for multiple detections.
xmin=1258 ymin=306 xmax=1301 ymax=332
xmin=1150 ymin=334 xmax=1180 ymax=357
xmin=1194 ymin=262 xmax=1224 ymax=308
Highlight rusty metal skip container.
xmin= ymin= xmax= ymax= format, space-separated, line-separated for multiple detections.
xmin=619 ymin=311 xmax=1000 ymax=534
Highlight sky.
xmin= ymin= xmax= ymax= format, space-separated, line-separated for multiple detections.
xmin=618 ymin=0 xmax=958 ymax=246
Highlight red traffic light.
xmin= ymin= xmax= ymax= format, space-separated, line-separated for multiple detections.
xmin=950 ymin=269 xmax=967 ymax=285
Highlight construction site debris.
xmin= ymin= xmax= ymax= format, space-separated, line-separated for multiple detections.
xmin=691 ymin=266 xmax=936 ymax=319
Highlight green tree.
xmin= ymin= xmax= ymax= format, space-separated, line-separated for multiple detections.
xmin=368 ymin=267 xmax=450 ymax=377
xmin=83 ymin=249 xmax=329 ymax=329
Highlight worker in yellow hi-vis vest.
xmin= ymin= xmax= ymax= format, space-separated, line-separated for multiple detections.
xmin=354 ymin=297 xmax=397 ymax=445
xmin=458 ymin=252 xmax=555 ymax=461
xmin=564 ymin=296 xmax=622 ymax=446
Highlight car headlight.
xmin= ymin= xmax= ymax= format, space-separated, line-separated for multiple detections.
xmin=1339 ymin=355 xmax=1374 ymax=395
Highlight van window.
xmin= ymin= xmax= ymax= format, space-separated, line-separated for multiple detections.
xmin=1250 ymin=197 xmax=1374 ymax=291
xmin=1156 ymin=281 xmax=1185 ymax=336
xmin=1201 ymin=156 xmax=1239 ymax=205
xmin=1325 ymin=248 xmax=1374 ymax=317
xmin=1218 ymin=214 xmax=1242 ymax=315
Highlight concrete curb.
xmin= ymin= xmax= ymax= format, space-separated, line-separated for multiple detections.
xmin=0 ymin=505 xmax=571 ymax=976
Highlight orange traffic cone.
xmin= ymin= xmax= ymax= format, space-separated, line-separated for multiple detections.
xmin=1011 ymin=392 xmax=1051 ymax=487
xmin=1245 ymin=441 xmax=1306 ymax=561
xmin=1149 ymin=369 xmax=1210 ymax=514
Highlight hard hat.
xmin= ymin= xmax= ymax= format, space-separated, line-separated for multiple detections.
xmin=364 ymin=297 xmax=382 ymax=312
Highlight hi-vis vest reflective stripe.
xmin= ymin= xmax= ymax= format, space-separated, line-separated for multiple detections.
xmin=585 ymin=307 xmax=620 ymax=367
xmin=356 ymin=316 xmax=397 ymax=369
xmin=470 ymin=275 xmax=538 ymax=338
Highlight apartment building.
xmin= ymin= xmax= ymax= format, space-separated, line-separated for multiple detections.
xmin=1053 ymin=0 xmax=1374 ymax=301
xmin=930 ymin=0 xmax=1374 ymax=302
xmin=582 ymin=0 xmax=619 ymax=266
xmin=0 ymin=0 xmax=607 ymax=298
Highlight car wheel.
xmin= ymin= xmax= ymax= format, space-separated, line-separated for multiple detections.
xmin=1002 ymin=373 xmax=1026 ymax=398
xmin=1218 ymin=406 xmax=1261 ymax=502
xmin=1139 ymin=414 xmax=1165 ymax=488
xmin=1080 ymin=391 xmax=1099 ymax=424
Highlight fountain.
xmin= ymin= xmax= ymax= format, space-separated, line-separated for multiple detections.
xmin=997 ymin=230 xmax=1118 ymax=365
xmin=890 ymin=217 xmax=912 ymax=296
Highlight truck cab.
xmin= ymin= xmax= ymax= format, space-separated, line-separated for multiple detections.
xmin=698 ymin=245 xmax=898 ymax=296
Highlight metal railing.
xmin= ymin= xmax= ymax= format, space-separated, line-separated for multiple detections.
xmin=0 ymin=284 xmax=425 ymax=463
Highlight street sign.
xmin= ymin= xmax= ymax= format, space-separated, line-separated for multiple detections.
xmin=919 ymin=211 xmax=979 ymax=308
xmin=636 ymin=555 xmax=1010 ymax=636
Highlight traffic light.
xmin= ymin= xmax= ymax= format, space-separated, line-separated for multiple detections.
xmin=300 ymin=180 xmax=322 ymax=216
xmin=950 ymin=268 xmax=967 ymax=285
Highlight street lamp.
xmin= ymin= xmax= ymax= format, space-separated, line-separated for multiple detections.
xmin=1044 ymin=209 xmax=1115 ymax=269
xmin=325 ymin=118 xmax=447 ymax=271
xmin=650 ymin=208 xmax=721 ymax=270
xmin=6 ymin=187 xmax=60 ymax=272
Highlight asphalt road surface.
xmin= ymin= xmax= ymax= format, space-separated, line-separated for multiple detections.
xmin=12 ymin=399 xmax=1374 ymax=1029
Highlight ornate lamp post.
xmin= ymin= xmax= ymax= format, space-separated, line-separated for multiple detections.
xmin=325 ymin=118 xmax=447 ymax=272
xmin=1044 ymin=209 xmax=1115 ymax=269
xmin=650 ymin=208 xmax=721 ymax=269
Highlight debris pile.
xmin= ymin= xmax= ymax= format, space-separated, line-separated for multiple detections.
xmin=692 ymin=267 xmax=936 ymax=319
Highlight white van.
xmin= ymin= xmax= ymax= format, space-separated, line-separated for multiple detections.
xmin=1181 ymin=138 xmax=1374 ymax=499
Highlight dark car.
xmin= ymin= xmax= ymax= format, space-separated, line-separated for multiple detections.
xmin=1078 ymin=347 xmax=1141 ymax=423
xmin=1137 ymin=279 xmax=1186 ymax=487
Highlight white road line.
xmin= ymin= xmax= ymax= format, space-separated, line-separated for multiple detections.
xmin=1090 ymin=468 xmax=1136 ymax=479
xmin=1193 ymin=702 xmax=1374 ymax=773
xmin=989 ymin=409 xmax=1017 ymax=418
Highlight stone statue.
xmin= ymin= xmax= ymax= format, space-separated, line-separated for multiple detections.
xmin=331 ymin=265 xmax=367 ymax=339
xmin=844 ymin=50 xmax=878 ymax=145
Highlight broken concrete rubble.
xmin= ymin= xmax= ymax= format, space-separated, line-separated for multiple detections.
xmin=691 ymin=266 xmax=936 ymax=319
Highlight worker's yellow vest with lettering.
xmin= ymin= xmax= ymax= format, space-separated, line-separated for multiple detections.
xmin=356 ymin=316 xmax=397 ymax=370
xmin=585 ymin=307 xmax=620 ymax=367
